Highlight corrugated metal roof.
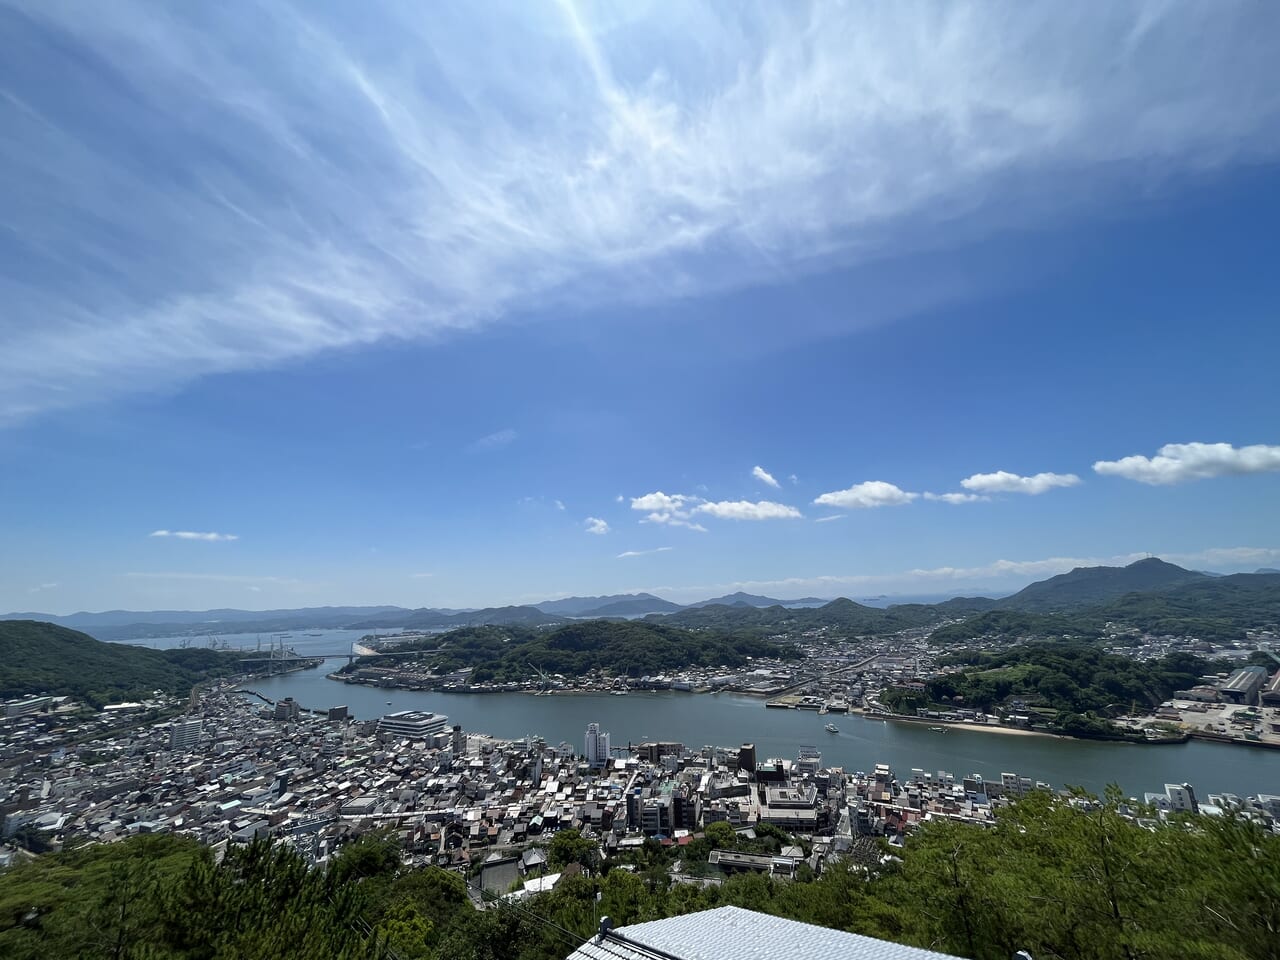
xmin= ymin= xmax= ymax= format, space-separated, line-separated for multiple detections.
xmin=565 ymin=905 xmax=966 ymax=960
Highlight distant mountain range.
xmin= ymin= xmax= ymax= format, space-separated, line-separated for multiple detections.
xmin=684 ymin=591 xmax=829 ymax=609
xmin=345 ymin=605 xmax=563 ymax=631
xmin=990 ymin=557 xmax=1207 ymax=613
xmin=531 ymin=593 xmax=684 ymax=617
xmin=7 ymin=558 xmax=1277 ymax=641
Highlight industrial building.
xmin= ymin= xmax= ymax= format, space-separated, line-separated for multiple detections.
xmin=1262 ymin=669 xmax=1280 ymax=707
xmin=1220 ymin=666 xmax=1268 ymax=704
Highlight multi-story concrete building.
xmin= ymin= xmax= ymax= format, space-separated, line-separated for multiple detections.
xmin=169 ymin=717 xmax=202 ymax=751
xmin=584 ymin=722 xmax=610 ymax=768
xmin=375 ymin=709 xmax=448 ymax=740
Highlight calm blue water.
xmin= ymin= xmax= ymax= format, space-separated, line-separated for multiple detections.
xmin=243 ymin=658 xmax=1280 ymax=800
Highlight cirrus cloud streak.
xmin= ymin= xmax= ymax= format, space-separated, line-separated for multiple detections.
xmin=149 ymin=530 xmax=239 ymax=542
xmin=2 ymin=3 xmax=1279 ymax=422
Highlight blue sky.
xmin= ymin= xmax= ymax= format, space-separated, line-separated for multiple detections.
xmin=3 ymin=1 xmax=1280 ymax=613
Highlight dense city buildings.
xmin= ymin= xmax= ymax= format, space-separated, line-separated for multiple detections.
xmin=2 ymin=684 xmax=1276 ymax=871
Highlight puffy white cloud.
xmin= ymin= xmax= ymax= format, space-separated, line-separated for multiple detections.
xmin=1093 ymin=442 xmax=1280 ymax=485
xmin=923 ymin=492 xmax=988 ymax=504
xmin=960 ymin=470 xmax=1080 ymax=495
xmin=629 ymin=491 xmax=707 ymax=531
xmin=752 ymin=466 xmax=780 ymax=488
xmin=695 ymin=500 xmax=802 ymax=520
xmin=630 ymin=492 xmax=694 ymax=513
xmin=584 ymin=516 xmax=610 ymax=535
xmin=617 ymin=547 xmax=673 ymax=559
xmin=149 ymin=529 xmax=239 ymax=542
xmin=813 ymin=481 xmax=918 ymax=509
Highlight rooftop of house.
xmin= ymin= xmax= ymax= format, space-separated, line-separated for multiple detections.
xmin=565 ymin=905 xmax=966 ymax=960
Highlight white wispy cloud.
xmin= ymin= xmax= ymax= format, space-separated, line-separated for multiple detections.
xmin=468 ymin=428 xmax=517 ymax=452
xmin=752 ymin=466 xmax=780 ymax=489
xmin=3 ymin=3 xmax=1278 ymax=421
xmin=813 ymin=481 xmax=918 ymax=509
xmin=923 ymin=492 xmax=988 ymax=504
xmin=123 ymin=572 xmax=303 ymax=584
xmin=27 ymin=583 xmax=59 ymax=594
xmin=149 ymin=529 xmax=239 ymax=542
xmin=617 ymin=547 xmax=673 ymax=559
xmin=1175 ymin=546 xmax=1280 ymax=568
xmin=584 ymin=516 xmax=610 ymax=535
xmin=959 ymin=470 xmax=1080 ymax=495
xmin=1093 ymin=442 xmax=1280 ymax=485
xmin=554 ymin=500 xmax=566 ymax=512
xmin=814 ymin=514 xmax=845 ymax=523
xmin=695 ymin=499 xmax=802 ymax=520
xmin=409 ymin=572 xmax=435 ymax=579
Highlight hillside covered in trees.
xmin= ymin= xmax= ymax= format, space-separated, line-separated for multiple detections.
xmin=0 ymin=621 xmax=245 ymax=707
xmin=348 ymin=620 xmax=800 ymax=681
xmin=1 ymin=793 xmax=1276 ymax=960
xmin=916 ymin=645 xmax=1210 ymax=732
xmin=929 ymin=569 xmax=1280 ymax=645
xmin=651 ymin=597 xmax=950 ymax=636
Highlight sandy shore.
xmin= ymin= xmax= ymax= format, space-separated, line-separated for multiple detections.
xmin=871 ymin=713 xmax=1068 ymax=740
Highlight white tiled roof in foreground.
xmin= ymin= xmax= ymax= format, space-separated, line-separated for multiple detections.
xmin=566 ymin=905 xmax=966 ymax=960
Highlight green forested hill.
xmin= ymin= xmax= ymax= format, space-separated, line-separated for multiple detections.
xmin=931 ymin=571 xmax=1280 ymax=644
xmin=353 ymin=619 xmax=799 ymax=681
xmin=993 ymin=557 xmax=1207 ymax=612
xmin=652 ymin=597 xmax=951 ymax=635
xmin=927 ymin=644 xmax=1207 ymax=715
xmin=1098 ymin=571 xmax=1280 ymax=636
xmin=929 ymin=609 xmax=1104 ymax=644
xmin=0 ymin=620 xmax=244 ymax=706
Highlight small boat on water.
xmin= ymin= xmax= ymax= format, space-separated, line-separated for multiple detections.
xmin=929 ymin=726 xmax=946 ymax=732
xmin=824 ymin=722 xmax=839 ymax=733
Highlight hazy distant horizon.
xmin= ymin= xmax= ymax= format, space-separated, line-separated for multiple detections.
xmin=9 ymin=550 xmax=1280 ymax=620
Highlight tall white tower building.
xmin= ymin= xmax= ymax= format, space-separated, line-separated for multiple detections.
xmin=584 ymin=721 xmax=610 ymax=768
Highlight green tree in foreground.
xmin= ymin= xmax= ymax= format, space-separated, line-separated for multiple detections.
xmin=2 ymin=792 xmax=1277 ymax=960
